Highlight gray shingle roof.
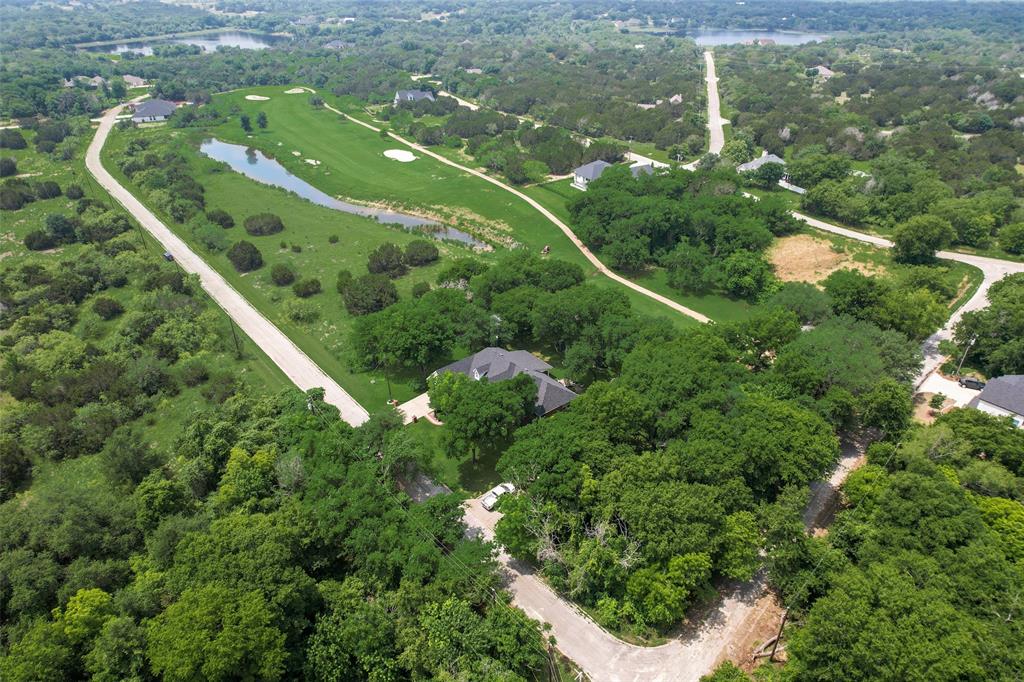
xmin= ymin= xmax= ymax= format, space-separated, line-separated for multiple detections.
xmin=630 ymin=163 xmax=654 ymax=178
xmin=977 ymin=375 xmax=1024 ymax=415
xmin=132 ymin=99 xmax=177 ymax=118
xmin=395 ymin=89 xmax=435 ymax=102
xmin=737 ymin=153 xmax=786 ymax=172
xmin=574 ymin=160 xmax=612 ymax=181
xmin=431 ymin=347 xmax=577 ymax=416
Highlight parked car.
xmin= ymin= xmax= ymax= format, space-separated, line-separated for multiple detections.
xmin=958 ymin=376 xmax=986 ymax=390
xmin=481 ymin=482 xmax=516 ymax=511
xmin=162 ymin=251 xmax=175 ymax=262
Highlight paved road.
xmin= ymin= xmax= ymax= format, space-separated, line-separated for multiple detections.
xmin=320 ymin=100 xmax=712 ymax=324
xmin=85 ymin=103 xmax=370 ymax=427
xmin=703 ymin=51 xmax=726 ymax=156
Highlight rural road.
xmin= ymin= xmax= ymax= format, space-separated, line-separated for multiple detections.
xmin=320 ymin=100 xmax=712 ymax=324
xmin=85 ymin=103 xmax=370 ymax=426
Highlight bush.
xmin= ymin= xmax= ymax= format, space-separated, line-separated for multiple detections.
xmin=270 ymin=263 xmax=295 ymax=286
xmin=226 ymin=240 xmax=263 ymax=272
xmin=343 ymin=273 xmax=399 ymax=315
xmin=292 ymin=277 xmax=322 ymax=298
xmin=328 ymin=234 xmax=339 ymax=244
xmin=0 ymin=157 xmax=17 ymax=177
xmin=290 ymin=243 xmax=302 ymax=253
xmin=336 ymin=269 xmax=353 ymax=294
xmin=179 ymin=357 xmax=209 ymax=387
xmin=206 ymin=209 xmax=235 ymax=228
xmin=283 ymin=298 xmax=319 ymax=323
xmin=243 ymin=212 xmax=284 ymax=236
xmin=367 ymin=242 xmax=408 ymax=278
xmin=0 ymin=129 xmax=27 ymax=149
xmin=65 ymin=184 xmax=84 ymax=200
xmin=92 ymin=297 xmax=125 ymax=320
xmin=404 ymin=239 xmax=439 ymax=266
xmin=999 ymin=223 xmax=1024 ymax=255
xmin=23 ymin=229 xmax=55 ymax=250
xmin=412 ymin=281 xmax=431 ymax=298
xmin=35 ymin=181 xmax=61 ymax=199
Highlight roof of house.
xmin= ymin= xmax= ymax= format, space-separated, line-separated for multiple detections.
xmin=974 ymin=375 xmax=1024 ymax=415
xmin=737 ymin=153 xmax=786 ymax=172
xmin=395 ymin=89 xmax=435 ymax=102
xmin=432 ymin=347 xmax=577 ymax=416
xmin=630 ymin=162 xmax=654 ymax=178
xmin=132 ymin=99 xmax=177 ymax=118
xmin=574 ymin=159 xmax=612 ymax=181
xmin=814 ymin=65 xmax=836 ymax=78
xmin=123 ymin=75 xmax=146 ymax=86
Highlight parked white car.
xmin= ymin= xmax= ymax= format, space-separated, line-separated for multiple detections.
xmin=481 ymin=482 xmax=516 ymax=511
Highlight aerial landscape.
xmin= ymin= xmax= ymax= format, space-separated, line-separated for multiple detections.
xmin=1 ymin=0 xmax=1023 ymax=680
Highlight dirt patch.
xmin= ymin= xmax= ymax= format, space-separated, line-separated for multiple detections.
xmin=716 ymin=590 xmax=787 ymax=673
xmin=913 ymin=392 xmax=950 ymax=425
xmin=769 ymin=234 xmax=884 ymax=285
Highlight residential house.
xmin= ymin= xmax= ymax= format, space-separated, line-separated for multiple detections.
xmin=969 ymin=375 xmax=1024 ymax=428
xmin=813 ymin=65 xmax=836 ymax=79
xmin=131 ymin=99 xmax=177 ymax=123
xmin=630 ymin=162 xmax=654 ymax=178
xmin=571 ymin=159 xmax=612 ymax=190
xmin=393 ymin=89 xmax=435 ymax=106
xmin=736 ymin=152 xmax=786 ymax=173
xmin=123 ymin=75 xmax=147 ymax=88
xmin=430 ymin=348 xmax=578 ymax=417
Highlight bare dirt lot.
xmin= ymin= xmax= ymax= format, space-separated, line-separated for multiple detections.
xmin=769 ymin=234 xmax=884 ymax=284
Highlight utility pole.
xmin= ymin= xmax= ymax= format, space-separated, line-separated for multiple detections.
xmin=955 ymin=335 xmax=977 ymax=376
xmin=768 ymin=609 xmax=789 ymax=662
xmin=227 ymin=316 xmax=242 ymax=358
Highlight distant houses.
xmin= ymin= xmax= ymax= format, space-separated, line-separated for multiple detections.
xmin=63 ymin=75 xmax=107 ymax=88
xmin=393 ymin=89 xmax=435 ymax=106
xmin=430 ymin=348 xmax=577 ymax=417
xmin=969 ymin=375 xmax=1024 ymax=428
xmin=131 ymin=99 xmax=177 ymax=123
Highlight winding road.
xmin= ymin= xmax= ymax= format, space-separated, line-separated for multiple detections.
xmin=85 ymin=104 xmax=370 ymax=426
xmin=86 ymin=55 xmax=1023 ymax=681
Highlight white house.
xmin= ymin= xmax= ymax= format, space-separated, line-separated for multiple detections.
xmin=131 ymin=99 xmax=177 ymax=123
xmin=969 ymin=375 xmax=1024 ymax=428
xmin=571 ymin=160 xmax=612 ymax=190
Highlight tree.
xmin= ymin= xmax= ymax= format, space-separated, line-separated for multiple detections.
xmin=84 ymin=616 xmax=149 ymax=682
xmin=206 ymin=209 xmax=234 ymax=228
xmin=766 ymin=282 xmax=832 ymax=325
xmin=270 ymin=263 xmax=295 ymax=286
xmin=240 ymin=114 xmax=252 ymax=133
xmin=243 ymin=213 xmax=284 ymax=236
xmin=404 ymin=239 xmax=439 ymax=266
xmin=343 ymin=274 xmax=398 ymax=315
xmin=953 ymin=273 xmax=1024 ymax=376
xmin=256 ymin=112 xmax=267 ymax=129
xmin=0 ymin=129 xmax=27 ymax=149
xmin=335 ymin=269 xmax=353 ymax=294
xmin=0 ymin=157 xmax=17 ymax=177
xmin=720 ymin=251 xmax=775 ymax=300
xmin=367 ymin=242 xmax=407 ymax=278
xmin=226 ymin=241 xmax=262 ymax=272
xmin=147 ymin=584 xmax=286 ymax=682
xmin=431 ymin=373 xmax=537 ymax=463
xmin=998 ymin=223 xmax=1024 ymax=255
xmin=92 ymin=297 xmax=124 ymax=320
xmin=891 ymin=214 xmax=955 ymax=264
xmin=747 ymin=161 xmax=785 ymax=189
xmin=292 ymin=278 xmax=321 ymax=298
xmin=859 ymin=378 xmax=912 ymax=439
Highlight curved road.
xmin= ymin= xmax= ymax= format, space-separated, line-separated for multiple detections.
xmin=85 ymin=104 xmax=370 ymax=426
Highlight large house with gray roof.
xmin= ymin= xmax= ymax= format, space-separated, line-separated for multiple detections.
xmin=969 ymin=375 xmax=1024 ymax=428
xmin=430 ymin=348 xmax=578 ymax=417
xmin=737 ymin=152 xmax=786 ymax=173
xmin=572 ymin=160 xmax=612 ymax=190
xmin=393 ymin=89 xmax=436 ymax=106
xmin=131 ymin=99 xmax=177 ymax=123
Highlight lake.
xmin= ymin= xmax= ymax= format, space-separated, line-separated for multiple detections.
xmin=681 ymin=28 xmax=828 ymax=46
xmin=85 ymin=31 xmax=285 ymax=56
xmin=199 ymin=139 xmax=487 ymax=249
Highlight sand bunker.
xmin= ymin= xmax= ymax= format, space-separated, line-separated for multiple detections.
xmin=291 ymin=151 xmax=301 ymax=157
xmin=285 ymin=87 xmax=307 ymax=94
xmin=305 ymin=159 xmax=320 ymax=166
xmin=384 ymin=149 xmax=416 ymax=162
xmin=245 ymin=95 xmax=270 ymax=101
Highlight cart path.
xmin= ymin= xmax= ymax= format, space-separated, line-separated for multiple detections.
xmin=320 ymin=100 xmax=711 ymax=324
xmin=86 ymin=103 xmax=370 ymax=426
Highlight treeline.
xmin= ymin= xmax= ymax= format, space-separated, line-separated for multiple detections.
xmin=492 ymin=301 xmax=923 ymax=638
xmin=0 ymin=386 xmax=551 ymax=681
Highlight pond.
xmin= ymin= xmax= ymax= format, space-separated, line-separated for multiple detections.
xmin=680 ymin=28 xmax=828 ymax=46
xmin=199 ymin=139 xmax=487 ymax=248
xmin=84 ymin=31 xmax=286 ymax=56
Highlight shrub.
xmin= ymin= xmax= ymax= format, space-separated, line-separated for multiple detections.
xmin=343 ymin=274 xmax=398 ymax=315
xmin=243 ymin=212 xmax=284 ymax=236
xmin=226 ymin=240 xmax=263 ymax=272
xmin=270 ymin=263 xmax=295 ymax=286
xmin=328 ymin=234 xmax=339 ymax=244
xmin=179 ymin=357 xmax=210 ymax=387
xmin=92 ymin=297 xmax=125 ymax=320
xmin=999 ymin=223 xmax=1024 ymax=255
xmin=404 ymin=239 xmax=439 ymax=266
xmin=206 ymin=209 xmax=235 ymax=228
xmin=192 ymin=221 xmax=228 ymax=252
xmin=23 ymin=229 xmax=55 ymax=250
xmin=292 ymin=277 xmax=322 ymax=298
xmin=0 ymin=157 xmax=17 ymax=177
xmin=290 ymin=243 xmax=302 ymax=253
xmin=201 ymin=372 xmax=240 ymax=403
xmin=367 ymin=242 xmax=408 ymax=278
xmin=65 ymin=184 xmax=84 ymax=200
xmin=35 ymin=181 xmax=61 ymax=199
xmin=0 ymin=129 xmax=27 ymax=149
xmin=412 ymin=281 xmax=431 ymax=298
xmin=283 ymin=298 xmax=319 ymax=323
xmin=336 ymin=269 xmax=353 ymax=294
